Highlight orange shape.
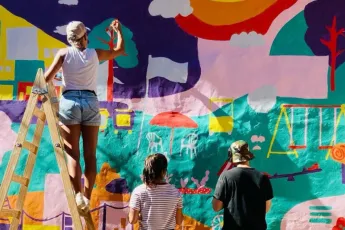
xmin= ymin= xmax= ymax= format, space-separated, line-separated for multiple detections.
xmin=211 ymin=0 xmax=245 ymax=2
xmin=177 ymin=215 xmax=210 ymax=230
xmin=331 ymin=144 xmax=345 ymax=164
xmin=175 ymin=0 xmax=297 ymax=40
xmin=0 ymin=192 xmax=45 ymax=225
xmin=90 ymin=163 xmax=131 ymax=228
xmin=190 ymin=0 xmax=276 ymax=26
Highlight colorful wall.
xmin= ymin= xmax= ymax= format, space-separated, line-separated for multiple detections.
xmin=1 ymin=0 xmax=345 ymax=229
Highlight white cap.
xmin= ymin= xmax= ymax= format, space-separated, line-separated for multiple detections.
xmin=66 ymin=21 xmax=87 ymax=42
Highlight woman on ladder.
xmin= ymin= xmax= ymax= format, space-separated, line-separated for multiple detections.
xmin=43 ymin=19 xmax=126 ymax=213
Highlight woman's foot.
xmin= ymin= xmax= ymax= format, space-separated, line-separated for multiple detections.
xmin=83 ymin=196 xmax=90 ymax=210
xmin=75 ymin=192 xmax=89 ymax=213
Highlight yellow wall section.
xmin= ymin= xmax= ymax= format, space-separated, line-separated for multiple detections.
xmin=0 ymin=6 xmax=66 ymax=69
xmin=0 ymin=59 xmax=15 ymax=80
xmin=23 ymin=225 xmax=60 ymax=230
xmin=37 ymin=30 xmax=66 ymax=68
xmin=0 ymin=85 xmax=13 ymax=100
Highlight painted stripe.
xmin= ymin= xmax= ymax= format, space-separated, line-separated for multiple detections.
xmin=309 ymin=218 xmax=332 ymax=224
xmin=310 ymin=212 xmax=332 ymax=217
xmin=309 ymin=206 xmax=332 ymax=210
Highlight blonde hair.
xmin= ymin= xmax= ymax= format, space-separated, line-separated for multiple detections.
xmin=66 ymin=21 xmax=87 ymax=48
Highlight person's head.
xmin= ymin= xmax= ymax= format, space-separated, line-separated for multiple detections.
xmin=66 ymin=21 xmax=89 ymax=49
xmin=228 ymin=140 xmax=254 ymax=165
xmin=143 ymin=153 xmax=168 ymax=186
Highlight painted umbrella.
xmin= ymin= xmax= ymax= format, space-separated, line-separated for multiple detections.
xmin=149 ymin=112 xmax=198 ymax=155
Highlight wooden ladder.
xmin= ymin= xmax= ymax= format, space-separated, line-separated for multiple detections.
xmin=0 ymin=68 xmax=94 ymax=230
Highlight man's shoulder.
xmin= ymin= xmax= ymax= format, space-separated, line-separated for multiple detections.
xmin=220 ymin=168 xmax=239 ymax=180
xmin=222 ymin=167 xmax=264 ymax=178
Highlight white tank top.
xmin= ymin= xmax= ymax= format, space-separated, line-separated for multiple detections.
xmin=61 ymin=46 xmax=99 ymax=92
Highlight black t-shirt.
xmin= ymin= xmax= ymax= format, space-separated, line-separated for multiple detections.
xmin=213 ymin=167 xmax=273 ymax=230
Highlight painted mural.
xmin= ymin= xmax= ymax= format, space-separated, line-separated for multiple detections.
xmin=2 ymin=0 xmax=345 ymax=229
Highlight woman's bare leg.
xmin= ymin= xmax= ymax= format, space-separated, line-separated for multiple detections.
xmin=60 ymin=124 xmax=82 ymax=194
xmin=81 ymin=125 xmax=99 ymax=200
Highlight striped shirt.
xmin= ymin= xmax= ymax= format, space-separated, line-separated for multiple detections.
xmin=129 ymin=183 xmax=183 ymax=230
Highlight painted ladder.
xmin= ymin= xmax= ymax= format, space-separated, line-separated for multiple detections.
xmin=0 ymin=68 xmax=94 ymax=230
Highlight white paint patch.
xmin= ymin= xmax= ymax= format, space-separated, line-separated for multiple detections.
xmin=148 ymin=0 xmax=193 ymax=18
xmin=0 ymin=111 xmax=17 ymax=164
xmin=98 ymin=201 xmax=130 ymax=229
xmin=58 ymin=0 xmax=78 ymax=5
xmin=251 ymin=135 xmax=265 ymax=143
xmin=146 ymin=55 xmax=188 ymax=83
xmin=54 ymin=25 xmax=67 ymax=35
xmin=230 ymin=32 xmax=265 ymax=48
xmin=44 ymin=48 xmax=51 ymax=58
xmin=7 ymin=27 xmax=38 ymax=60
xmin=96 ymin=61 xmax=109 ymax=101
xmin=247 ymin=85 xmax=277 ymax=113
xmin=253 ymin=145 xmax=261 ymax=151
xmin=43 ymin=174 xmax=67 ymax=226
xmin=114 ymin=76 xmax=124 ymax=84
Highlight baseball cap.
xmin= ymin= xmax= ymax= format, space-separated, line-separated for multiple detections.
xmin=229 ymin=140 xmax=255 ymax=163
xmin=66 ymin=21 xmax=89 ymax=41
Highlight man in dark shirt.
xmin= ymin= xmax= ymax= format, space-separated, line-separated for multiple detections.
xmin=212 ymin=140 xmax=273 ymax=230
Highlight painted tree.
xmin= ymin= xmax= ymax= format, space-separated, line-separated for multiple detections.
xmin=304 ymin=0 xmax=345 ymax=91
xmin=318 ymin=16 xmax=344 ymax=91
xmin=88 ymin=19 xmax=138 ymax=101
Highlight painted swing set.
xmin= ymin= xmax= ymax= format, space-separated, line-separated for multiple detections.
xmin=267 ymin=104 xmax=345 ymax=159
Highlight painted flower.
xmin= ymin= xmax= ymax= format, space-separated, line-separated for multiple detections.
xmin=333 ymin=217 xmax=345 ymax=230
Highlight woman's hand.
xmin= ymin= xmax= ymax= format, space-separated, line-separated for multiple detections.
xmin=110 ymin=19 xmax=122 ymax=33
xmin=96 ymin=19 xmax=126 ymax=61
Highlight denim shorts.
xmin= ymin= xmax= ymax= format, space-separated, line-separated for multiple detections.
xmin=59 ymin=90 xmax=101 ymax=126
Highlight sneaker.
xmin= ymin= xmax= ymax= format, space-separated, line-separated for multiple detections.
xmin=75 ymin=192 xmax=89 ymax=213
xmin=83 ymin=196 xmax=90 ymax=211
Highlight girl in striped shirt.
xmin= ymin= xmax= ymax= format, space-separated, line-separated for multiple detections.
xmin=128 ymin=153 xmax=183 ymax=229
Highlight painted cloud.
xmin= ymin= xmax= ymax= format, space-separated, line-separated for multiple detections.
xmin=230 ymin=32 xmax=265 ymax=48
xmin=251 ymin=135 xmax=266 ymax=143
xmin=149 ymin=0 xmax=193 ymax=18
xmin=58 ymin=0 xmax=78 ymax=5
xmin=54 ymin=25 xmax=67 ymax=35
xmin=247 ymin=85 xmax=277 ymax=113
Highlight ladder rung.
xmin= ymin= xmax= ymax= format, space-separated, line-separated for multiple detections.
xmin=12 ymin=174 xmax=29 ymax=187
xmin=319 ymin=146 xmax=333 ymax=150
xmin=33 ymin=107 xmax=46 ymax=121
xmin=22 ymin=141 xmax=38 ymax=154
xmin=0 ymin=209 xmax=21 ymax=218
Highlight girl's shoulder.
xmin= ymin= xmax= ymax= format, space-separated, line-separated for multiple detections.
xmin=162 ymin=184 xmax=181 ymax=195
xmin=132 ymin=184 xmax=146 ymax=193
